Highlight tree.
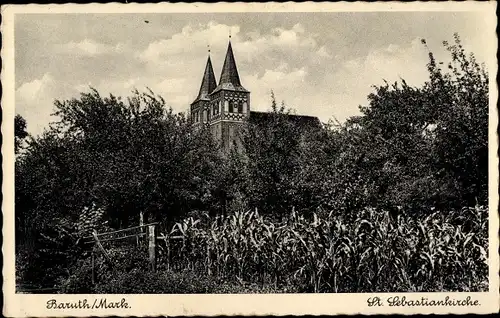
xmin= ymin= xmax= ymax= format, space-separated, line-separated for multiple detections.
xmin=16 ymin=88 xmax=223 ymax=231
xmin=15 ymin=114 xmax=28 ymax=154
xmin=424 ymin=34 xmax=488 ymax=206
xmin=324 ymin=33 xmax=489 ymax=214
xmin=15 ymin=87 xmax=225 ymax=287
xmin=237 ymin=93 xmax=324 ymax=217
xmin=51 ymin=88 xmax=223 ymax=225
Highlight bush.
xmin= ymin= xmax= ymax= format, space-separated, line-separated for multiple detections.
xmin=60 ymin=240 xmax=298 ymax=294
xmin=62 ymin=264 xmax=270 ymax=294
xmin=59 ymin=257 xmax=95 ymax=294
xmin=16 ymin=217 xmax=84 ymax=291
xmin=96 ymin=270 xmax=218 ymax=294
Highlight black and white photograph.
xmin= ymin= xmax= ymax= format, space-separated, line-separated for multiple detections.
xmin=2 ymin=1 xmax=499 ymax=316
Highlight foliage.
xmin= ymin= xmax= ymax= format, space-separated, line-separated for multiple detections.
xmin=15 ymin=88 xmax=223 ymax=289
xmin=233 ymin=93 xmax=325 ymax=217
xmin=15 ymin=114 xmax=29 ymax=154
xmin=314 ymin=33 xmax=489 ymax=214
xmin=424 ymin=35 xmax=489 ymax=205
xmin=221 ymin=35 xmax=488 ymax=217
xmin=163 ymin=206 xmax=488 ymax=293
xmin=50 ymin=88 xmax=223 ymax=225
xmin=16 ymin=216 xmax=83 ymax=290
xmin=15 ymin=89 xmax=223 ymax=230
xmin=61 ymin=246 xmax=283 ymax=294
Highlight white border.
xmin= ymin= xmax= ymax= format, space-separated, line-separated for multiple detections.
xmin=2 ymin=2 xmax=498 ymax=316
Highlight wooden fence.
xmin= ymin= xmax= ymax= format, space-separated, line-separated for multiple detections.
xmin=82 ymin=219 xmax=203 ymax=285
xmin=83 ymin=222 xmax=158 ymax=284
xmin=18 ymin=217 xmax=196 ymax=293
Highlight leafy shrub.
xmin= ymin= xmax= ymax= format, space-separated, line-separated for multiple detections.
xmin=59 ymin=257 xmax=95 ymax=294
xmin=95 ymin=269 xmax=220 ymax=294
xmin=62 ymin=262 xmax=266 ymax=294
xmin=16 ymin=217 xmax=84 ymax=291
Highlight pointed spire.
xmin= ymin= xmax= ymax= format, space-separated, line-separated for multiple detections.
xmin=219 ymin=40 xmax=241 ymax=86
xmin=193 ymin=54 xmax=217 ymax=103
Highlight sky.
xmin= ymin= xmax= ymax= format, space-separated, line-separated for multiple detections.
xmin=14 ymin=11 xmax=492 ymax=136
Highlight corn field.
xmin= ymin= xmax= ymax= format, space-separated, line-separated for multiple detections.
xmin=158 ymin=206 xmax=488 ymax=292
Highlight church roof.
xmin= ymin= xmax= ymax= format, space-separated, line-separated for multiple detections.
xmin=249 ymin=111 xmax=322 ymax=130
xmin=192 ymin=55 xmax=217 ymax=104
xmin=211 ymin=41 xmax=249 ymax=94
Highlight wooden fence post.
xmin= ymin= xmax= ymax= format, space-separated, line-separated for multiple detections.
xmin=92 ymin=230 xmax=113 ymax=267
xmin=137 ymin=211 xmax=144 ymax=246
xmin=91 ymin=249 xmax=96 ymax=284
xmin=207 ymin=244 xmax=211 ymax=276
xmin=166 ymin=237 xmax=171 ymax=271
xmin=148 ymin=225 xmax=156 ymax=272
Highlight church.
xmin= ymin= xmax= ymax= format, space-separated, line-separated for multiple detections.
xmin=190 ymin=39 xmax=321 ymax=153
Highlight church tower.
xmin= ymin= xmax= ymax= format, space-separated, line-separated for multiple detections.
xmin=208 ymin=39 xmax=250 ymax=153
xmin=190 ymin=53 xmax=217 ymax=128
xmin=190 ymin=38 xmax=320 ymax=156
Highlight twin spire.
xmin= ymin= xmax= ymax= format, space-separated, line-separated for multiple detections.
xmin=193 ymin=39 xmax=247 ymax=104
xmin=194 ymin=54 xmax=217 ymax=102
xmin=218 ymin=40 xmax=242 ymax=87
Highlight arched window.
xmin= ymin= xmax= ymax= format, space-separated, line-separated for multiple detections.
xmin=238 ymin=101 xmax=243 ymax=113
xmin=224 ymin=100 xmax=229 ymax=112
xmin=243 ymin=101 xmax=247 ymax=114
xmin=229 ymin=101 xmax=234 ymax=113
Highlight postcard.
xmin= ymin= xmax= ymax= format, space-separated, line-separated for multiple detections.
xmin=2 ymin=1 xmax=499 ymax=316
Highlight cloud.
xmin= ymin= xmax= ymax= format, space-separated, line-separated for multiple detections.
xmin=335 ymin=38 xmax=431 ymax=94
xmin=17 ymin=73 xmax=55 ymax=105
xmin=235 ymin=23 xmax=330 ymax=64
xmin=138 ymin=22 xmax=240 ymax=64
xmin=132 ymin=21 xmax=333 ymax=114
xmin=240 ymin=37 xmax=441 ymax=124
xmin=56 ymin=39 xmax=126 ymax=56
xmin=270 ymin=23 xmax=313 ymax=48
xmin=156 ymin=78 xmax=188 ymax=95
xmin=309 ymin=38 xmax=436 ymax=123
xmin=15 ymin=72 xmax=192 ymax=136
xmin=16 ymin=73 xmax=79 ymax=135
xmin=137 ymin=21 xmax=329 ymax=71
xmin=72 ymin=76 xmax=192 ymax=114
xmin=243 ymin=63 xmax=308 ymax=112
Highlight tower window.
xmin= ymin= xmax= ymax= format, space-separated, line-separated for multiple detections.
xmin=238 ymin=101 xmax=243 ymax=113
xmin=229 ymin=101 xmax=234 ymax=113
